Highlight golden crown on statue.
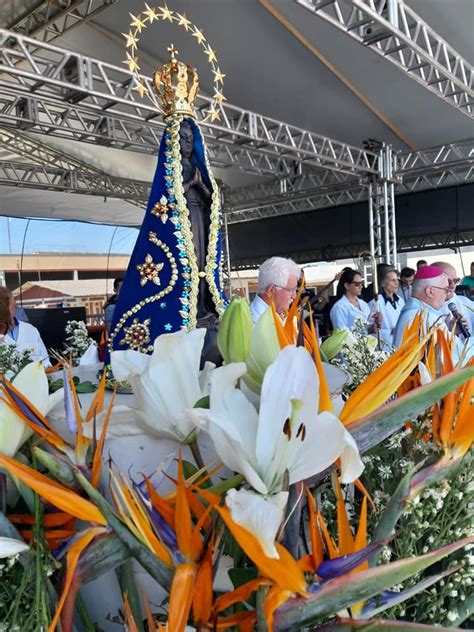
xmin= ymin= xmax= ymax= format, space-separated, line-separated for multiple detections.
xmin=153 ymin=44 xmax=199 ymax=119
xmin=123 ymin=4 xmax=225 ymax=123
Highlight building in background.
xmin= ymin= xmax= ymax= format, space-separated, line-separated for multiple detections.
xmin=0 ymin=253 xmax=129 ymax=289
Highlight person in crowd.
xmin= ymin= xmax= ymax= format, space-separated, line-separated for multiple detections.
xmin=249 ymin=257 xmax=301 ymax=324
xmin=397 ymin=267 xmax=415 ymax=302
xmin=0 ymin=296 xmax=13 ymax=339
xmin=14 ymin=303 xmax=29 ymax=322
xmin=393 ymin=266 xmax=473 ymax=364
xmin=0 ymin=286 xmax=50 ymax=367
xmin=433 ymin=261 xmax=472 ymax=337
xmin=416 ymin=259 xmax=428 ymax=270
xmin=460 ymin=262 xmax=474 ymax=297
xmin=362 ymin=262 xmax=393 ymax=302
xmin=330 ymin=268 xmax=382 ymax=333
xmin=369 ymin=268 xmax=404 ymax=347
xmin=104 ymin=277 xmax=123 ymax=332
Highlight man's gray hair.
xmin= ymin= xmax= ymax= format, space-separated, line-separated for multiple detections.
xmin=257 ymin=257 xmax=301 ymax=293
xmin=412 ymin=272 xmax=447 ymax=295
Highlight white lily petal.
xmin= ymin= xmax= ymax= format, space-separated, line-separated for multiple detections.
xmin=226 ymin=488 xmax=288 ymax=559
xmin=111 ymin=349 xmax=150 ymax=381
xmin=207 ymin=363 xmax=267 ymax=494
xmin=339 ymin=429 xmax=365 ymax=484
xmin=198 ymin=361 xmax=216 ymax=396
xmin=288 ymin=411 xmax=356 ymax=484
xmin=256 ymin=346 xmax=318 ymax=488
xmin=0 ymin=362 xmax=49 ymax=457
xmin=0 ymin=536 xmax=29 ymax=558
xmin=418 ymin=361 xmax=433 ymax=386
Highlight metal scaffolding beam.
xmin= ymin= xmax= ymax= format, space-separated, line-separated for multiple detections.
xmin=0 ymin=126 xmax=144 ymax=207
xmin=295 ymin=0 xmax=474 ymax=118
xmin=0 ymin=29 xmax=379 ymax=177
xmin=225 ymin=139 xmax=474 ymax=222
xmin=7 ymin=0 xmax=116 ymax=45
xmin=0 ymin=159 xmax=150 ymax=201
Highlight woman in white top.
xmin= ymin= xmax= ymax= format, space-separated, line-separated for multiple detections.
xmin=330 ymin=269 xmax=381 ymax=333
xmin=369 ymin=268 xmax=404 ymax=348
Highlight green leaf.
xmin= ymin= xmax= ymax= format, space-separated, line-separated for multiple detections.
xmin=75 ymin=380 xmax=97 ymax=394
xmin=372 ymin=455 xmax=467 ymax=555
xmin=273 ymin=537 xmax=473 ymax=630
xmin=119 ymin=559 xmax=144 ymax=632
xmin=75 ymin=471 xmax=173 ymax=591
xmin=347 ymin=365 xmax=474 ymax=454
xmin=32 ymin=446 xmax=76 ymax=487
xmin=78 ymin=532 xmax=131 ymax=584
xmin=229 ymin=566 xmax=258 ymax=589
xmin=448 ymin=594 xmax=474 ymax=627
xmin=360 ymin=565 xmax=461 ymax=618
xmin=310 ymin=617 xmax=461 ymax=631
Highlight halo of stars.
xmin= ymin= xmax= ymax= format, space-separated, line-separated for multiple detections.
xmin=123 ymin=3 xmax=225 ymax=123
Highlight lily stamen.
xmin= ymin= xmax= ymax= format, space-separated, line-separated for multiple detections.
xmin=283 ymin=417 xmax=292 ymax=440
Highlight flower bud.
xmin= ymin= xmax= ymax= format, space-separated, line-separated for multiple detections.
xmin=320 ymin=328 xmax=350 ymax=360
xmin=217 ymin=299 xmax=253 ymax=364
xmin=244 ymin=308 xmax=281 ymax=394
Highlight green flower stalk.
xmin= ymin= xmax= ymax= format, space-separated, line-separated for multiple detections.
xmin=217 ymin=298 xmax=253 ymax=364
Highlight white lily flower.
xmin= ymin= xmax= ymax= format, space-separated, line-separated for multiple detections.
xmin=0 ymin=536 xmax=29 ymax=559
xmin=194 ymin=345 xmax=363 ymax=494
xmin=110 ymin=329 xmax=213 ymax=442
xmin=226 ymin=488 xmax=288 ymax=558
xmin=0 ymin=361 xmax=64 ymax=458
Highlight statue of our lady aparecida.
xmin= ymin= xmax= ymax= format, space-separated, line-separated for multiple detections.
xmin=108 ymin=44 xmax=227 ymax=358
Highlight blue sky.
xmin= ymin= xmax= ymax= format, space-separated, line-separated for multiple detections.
xmin=0 ymin=216 xmax=138 ymax=255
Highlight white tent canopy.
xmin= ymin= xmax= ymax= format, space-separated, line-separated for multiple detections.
xmin=0 ymin=0 xmax=473 ymax=227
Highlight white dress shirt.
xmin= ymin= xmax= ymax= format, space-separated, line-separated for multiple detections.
xmin=330 ymin=294 xmax=371 ymax=331
xmin=249 ymin=294 xmax=270 ymax=324
xmin=369 ymin=291 xmax=405 ymax=348
xmin=3 ymin=320 xmax=51 ymax=367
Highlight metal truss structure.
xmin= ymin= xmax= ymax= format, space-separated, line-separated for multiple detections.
xmin=7 ymin=0 xmax=116 ymax=45
xmin=0 ymin=18 xmax=472 ymax=263
xmin=0 ymin=29 xmax=379 ymax=178
xmin=0 ymin=159 xmax=150 ymax=202
xmin=295 ymin=0 xmax=474 ymax=118
xmin=226 ymin=139 xmax=474 ymax=223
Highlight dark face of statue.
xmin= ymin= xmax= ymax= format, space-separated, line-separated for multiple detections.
xmin=179 ymin=122 xmax=194 ymax=159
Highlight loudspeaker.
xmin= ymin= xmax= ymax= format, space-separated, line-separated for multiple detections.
xmin=24 ymin=307 xmax=87 ymax=352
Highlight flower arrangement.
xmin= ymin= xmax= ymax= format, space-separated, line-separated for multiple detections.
xmin=0 ymin=341 xmax=34 ymax=381
xmin=63 ymin=320 xmax=96 ymax=366
xmin=0 ymin=300 xmax=472 ymax=631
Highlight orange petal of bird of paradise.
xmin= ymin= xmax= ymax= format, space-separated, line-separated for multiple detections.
xmin=48 ymin=526 xmax=106 ymax=632
xmin=305 ymin=487 xmax=324 ymax=572
xmin=340 ymin=331 xmax=431 ymax=424
xmin=192 ymin=540 xmax=214 ymax=628
xmin=168 ymin=562 xmax=197 ymax=632
xmin=448 ymin=375 xmax=474 ymax=457
xmin=85 ymin=369 xmax=107 ymax=422
xmin=264 ymin=585 xmax=293 ymax=632
xmin=213 ymin=577 xmax=272 ymax=615
xmin=0 ymin=455 xmax=105 ymax=525
xmin=91 ymin=391 xmax=115 ymax=488
xmin=215 ymin=505 xmax=307 ymax=595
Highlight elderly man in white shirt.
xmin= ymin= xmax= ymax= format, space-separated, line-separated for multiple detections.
xmin=249 ymin=257 xmax=302 ymax=324
xmin=0 ymin=287 xmax=51 ymax=367
xmin=432 ymin=261 xmax=472 ymax=337
xmin=393 ymin=266 xmax=473 ymax=364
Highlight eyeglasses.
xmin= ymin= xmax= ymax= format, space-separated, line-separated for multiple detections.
xmin=447 ymin=278 xmax=461 ymax=287
xmin=431 ymin=285 xmax=451 ymax=294
xmin=273 ymin=284 xmax=298 ymax=295
xmin=349 ymin=281 xmax=364 ymax=287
